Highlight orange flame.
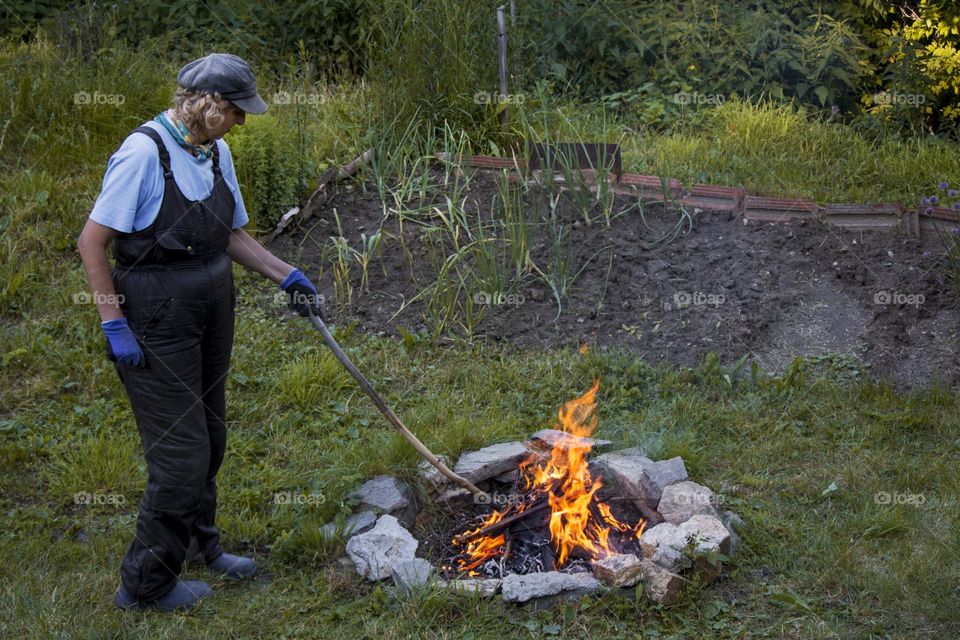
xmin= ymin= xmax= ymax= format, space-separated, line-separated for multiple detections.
xmin=453 ymin=381 xmax=646 ymax=573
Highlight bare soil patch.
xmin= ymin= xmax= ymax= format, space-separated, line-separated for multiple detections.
xmin=268 ymin=170 xmax=960 ymax=388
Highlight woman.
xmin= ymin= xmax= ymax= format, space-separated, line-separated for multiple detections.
xmin=77 ymin=53 xmax=321 ymax=612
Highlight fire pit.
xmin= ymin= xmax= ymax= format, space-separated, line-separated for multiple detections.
xmin=331 ymin=383 xmax=741 ymax=606
xmin=447 ymin=382 xmax=649 ymax=577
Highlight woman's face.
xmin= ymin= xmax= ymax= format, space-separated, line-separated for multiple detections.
xmin=207 ymin=104 xmax=246 ymax=140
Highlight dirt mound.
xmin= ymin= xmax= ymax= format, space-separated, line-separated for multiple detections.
xmin=269 ymin=171 xmax=960 ymax=388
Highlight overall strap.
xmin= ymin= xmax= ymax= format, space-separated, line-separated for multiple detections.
xmin=211 ymin=140 xmax=222 ymax=176
xmin=132 ymin=126 xmax=173 ymax=180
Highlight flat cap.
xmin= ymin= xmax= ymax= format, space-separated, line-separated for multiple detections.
xmin=177 ymin=53 xmax=268 ymax=114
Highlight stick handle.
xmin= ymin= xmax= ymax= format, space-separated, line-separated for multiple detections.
xmin=308 ymin=314 xmax=487 ymax=498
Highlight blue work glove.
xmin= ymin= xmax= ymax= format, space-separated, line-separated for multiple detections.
xmin=279 ymin=268 xmax=325 ymax=320
xmin=101 ymin=317 xmax=145 ymax=367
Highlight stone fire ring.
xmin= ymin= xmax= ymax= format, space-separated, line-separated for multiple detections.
xmin=324 ymin=435 xmax=743 ymax=607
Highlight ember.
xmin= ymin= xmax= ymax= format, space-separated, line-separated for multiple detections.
xmin=450 ymin=381 xmax=647 ymax=576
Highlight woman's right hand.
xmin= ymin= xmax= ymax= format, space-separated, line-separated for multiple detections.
xmin=101 ymin=317 xmax=145 ymax=366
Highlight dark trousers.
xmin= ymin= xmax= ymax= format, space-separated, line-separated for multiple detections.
xmin=113 ymin=254 xmax=234 ymax=601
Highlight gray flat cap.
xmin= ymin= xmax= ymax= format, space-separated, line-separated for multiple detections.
xmin=177 ymin=53 xmax=268 ymax=114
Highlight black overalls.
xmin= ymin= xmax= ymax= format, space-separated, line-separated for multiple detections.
xmin=111 ymin=126 xmax=236 ymax=601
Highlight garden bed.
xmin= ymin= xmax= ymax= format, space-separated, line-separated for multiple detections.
xmin=268 ymin=168 xmax=960 ymax=388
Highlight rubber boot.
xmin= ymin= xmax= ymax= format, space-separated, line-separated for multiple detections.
xmin=207 ymin=552 xmax=257 ymax=580
xmin=114 ymin=579 xmax=212 ymax=612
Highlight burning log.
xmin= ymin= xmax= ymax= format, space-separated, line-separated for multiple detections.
xmin=452 ymin=498 xmax=550 ymax=545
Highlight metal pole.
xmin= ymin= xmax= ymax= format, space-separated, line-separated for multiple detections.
xmin=497 ymin=5 xmax=508 ymax=132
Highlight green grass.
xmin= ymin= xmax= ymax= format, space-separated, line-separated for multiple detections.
xmin=2 ymin=281 xmax=959 ymax=638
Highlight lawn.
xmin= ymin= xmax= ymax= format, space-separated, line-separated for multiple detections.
xmin=2 ymin=281 xmax=958 ymax=637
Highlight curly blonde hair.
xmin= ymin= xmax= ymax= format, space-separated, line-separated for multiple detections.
xmin=172 ymin=88 xmax=236 ymax=140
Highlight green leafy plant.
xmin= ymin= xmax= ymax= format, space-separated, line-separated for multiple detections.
xmin=351 ymin=230 xmax=382 ymax=294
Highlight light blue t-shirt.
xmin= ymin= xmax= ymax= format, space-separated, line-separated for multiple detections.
xmin=89 ymin=120 xmax=248 ymax=232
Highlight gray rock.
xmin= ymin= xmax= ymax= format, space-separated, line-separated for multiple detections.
xmin=657 ymin=481 xmax=720 ymax=524
xmin=494 ymin=469 xmax=519 ymax=483
xmin=678 ymin=514 xmax=731 ymax=555
xmin=527 ymin=429 xmax=612 ymax=453
xmin=319 ymin=510 xmax=377 ymax=543
xmin=590 ymin=453 xmax=688 ymax=509
xmin=679 ymin=514 xmax=730 ymax=583
xmin=720 ymin=510 xmax=744 ymax=556
xmin=347 ymin=475 xmax=417 ymax=528
xmin=391 ymin=557 xmax=435 ymax=593
xmin=639 ymin=558 xmax=684 ymax=605
xmin=591 ymin=553 xmax=644 ymax=587
xmin=345 ymin=515 xmax=419 ymax=581
xmin=639 ymin=523 xmax=692 ymax=572
xmin=501 ymin=571 xmax=602 ymax=603
xmin=441 ymin=578 xmax=501 ymax=597
xmin=417 ymin=457 xmax=451 ymax=495
xmin=453 ymin=442 xmax=535 ymax=484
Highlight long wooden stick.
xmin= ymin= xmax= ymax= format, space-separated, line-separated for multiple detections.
xmin=307 ymin=312 xmax=488 ymax=498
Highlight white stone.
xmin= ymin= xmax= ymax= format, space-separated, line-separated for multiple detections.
xmin=639 ymin=523 xmax=692 ymax=572
xmin=453 ymin=442 xmax=535 ymax=484
xmin=678 ymin=514 xmax=731 ymax=555
xmin=346 ymin=515 xmax=419 ymax=581
xmin=590 ymin=453 xmax=688 ymax=509
xmin=501 ymin=571 xmax=602 ymax=603
xmin=678 ymin=514 xmax=730 ymax=583
xmin=347 ymin=475 xmax=417 ymax=527
xmin=639 ymin=558 xmax=684 ymax=605
xmin=591 ymin=553 xmax=644 ymax=587
xmin=657 ymin=481 xmax=720 ymax=524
